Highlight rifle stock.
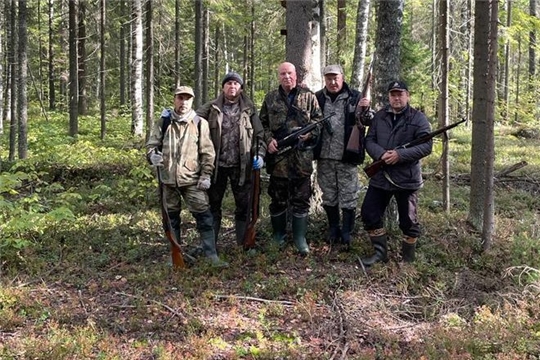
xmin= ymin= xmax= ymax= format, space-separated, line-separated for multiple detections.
xmin=346 ymin=59 xmax=373 ymax=153
xmin=243 ymin=167 xmax=260 ymax=249
xmin=157 ymin=167 xmax=186 ymax=269
xmin=362 ymin=119 xmax=466 ymax=178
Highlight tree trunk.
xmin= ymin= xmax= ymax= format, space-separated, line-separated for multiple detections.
xmin=48 ymin=0 xmax=55 ymax=110
xmin=202 ymin=7 xmax=209 ymax=104
xmin=145 ymin=0 xmax=154 ymax=140
xmin=319 ymin=0 xmax=326 ymax=69
xmin=337 ymin=0 xmax=346 ymax=64
xmin=373 ymin=0 xmax=404 ymax=108
xmin=468 ymin=0 xmax=498 ymax=235
xmin=249 ymin=0 xmax=255 ymax=99
xmin=194 ymin=0 xmax=203 ymax=108
xmin=68 ymin=0 xmax=78 ymax=137
xmin=8 ymin=0 xmax=17 ymax=161
xmin=119 ymin=0 xmax=126 ymax=105
xmin=285 ymin=0 xmax=321 ymax=90
xmin=18 ymin=0 xmax=28 ymax=159
xmin=502 ymin=1 xmax=512 ymax=120
xmin=350 ymin=0 xmax=371 ymax=90
xmin=100 ymin=0 xmax=106 ymax=140
xmin=0 ymin=2 xmax=4 ymax=135
xmin=77 ymin=0 xmax=87 ymax=115
xmin=439 ymin=0 xmax=450 ymax=212
xmin=529 ymin=0 xmax=537 ymax=90
xmin=175 ymin=0 xmax=180 ymax=87
xmin=130 ymin=0 xmax=143 ymax=137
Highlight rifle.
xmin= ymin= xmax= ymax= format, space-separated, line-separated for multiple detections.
xmin=346 ymin=58 xmax=373 ymax=153
xmin=243 ymin=143 xmax=261 ymax=249
xmin=156 ymin=166 xmax=186 ymax=269
xmin=274 ymin=112 xmax=336 ymax=156
xmin=363 ymin=118 xmax=466 ymax=178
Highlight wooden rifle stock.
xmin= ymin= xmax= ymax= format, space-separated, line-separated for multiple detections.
xmin=362 ymin=119 xmax=466 ymax=178
xmin=156 ymin=167 xmax=186 ymax=269
xmin=243 ymin=167 xmax=260 ymax=249
xmin=346 ymin=59 xmax=373 ymax=153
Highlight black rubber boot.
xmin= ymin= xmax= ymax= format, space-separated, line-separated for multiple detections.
xmin=361 ymin=232 xmax=388 ymax=267
xmin=292 ymin=214 xmax=309 ymax=256
xmin=194 ymin=210 xmax=228 ymax=267
xmin=270 ymin=211 xmax=287 ymax=247
xmin=340 ymin=208 xmax=356 ymax=250
xmin=235 ymin=220 xmax=247 ymax=246
xmin=401 ymin=237 xmax=417 ymax=263
xmin=212 ymin=214 xmax=221 ymax=244
xmin=323 ymin=205 xmax=341 ymax=244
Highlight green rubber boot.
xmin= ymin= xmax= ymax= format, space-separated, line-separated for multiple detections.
xmin=292 ymin=214 xmax=309 ymax=256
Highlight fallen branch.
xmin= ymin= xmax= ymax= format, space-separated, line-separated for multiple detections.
xmin=495 ymin=160 xmax=528 ymax=178
xmin=214 ymin=294 xmax=294 ymax=306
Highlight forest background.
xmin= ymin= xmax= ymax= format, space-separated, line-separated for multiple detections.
xmin=1 ymin=0 xmax=540 ymax=359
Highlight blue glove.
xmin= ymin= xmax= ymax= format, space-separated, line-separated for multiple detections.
xmin=252 ymin=156 xmax=264 ymax=170
xmin=161 ymin=108 xmax=171 ymax=118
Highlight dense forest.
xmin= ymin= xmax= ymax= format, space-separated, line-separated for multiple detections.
xmin=2 ymin=1 xmax=540 ymax=358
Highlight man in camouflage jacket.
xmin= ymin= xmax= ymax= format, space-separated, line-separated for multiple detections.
xmin=314 ymin=64 xmax=373 ymax=250
xmin=196 ymin=72 xmax=266 ymax=249
xmin=260 ymin=62 xmax=323 ymax=255
xmin=146 ymin=86 xmax=227 ymax=267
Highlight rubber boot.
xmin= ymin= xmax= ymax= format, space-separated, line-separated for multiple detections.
xmin=402 ymin=236 xmax=417 ymax=263
xmin=292 ymin=214 xmax=310 ymax=256
xmin=270 ymin=211 xmax=287 ymax=247
xmin=340 ymin=208 xmax=356 ymax=250
xmin=235 ymin=220 xmax=247 ymax=246
xmin=361 ymin=229 xmax=388 ymax=267
xmin=194 ymin=210 xmax=229 ymax=267
xmin=323 ymin=205 xmax=341 ymax=244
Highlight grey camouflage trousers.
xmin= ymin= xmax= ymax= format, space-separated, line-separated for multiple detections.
xmin=316 ymin=159 xmax=360 ymax=209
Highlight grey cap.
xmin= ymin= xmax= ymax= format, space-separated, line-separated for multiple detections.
xmin=323 ymin=64 xmax=344 ymax=75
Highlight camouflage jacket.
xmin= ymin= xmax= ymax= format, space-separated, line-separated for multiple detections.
xmin=260 ymin=86 xmax=323 ymax=178
xmin=197 ymin=93 xmax=266 ymax=186
xmin=146 ymin=110 xmax=215 ymax=187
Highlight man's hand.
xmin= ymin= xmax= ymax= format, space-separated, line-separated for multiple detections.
xmin=267 ymin=138 xmax=278 ymax=154
xmin=197 ymin=176 xmax=211 ymax=190
xmin=381 ymin=150 xmax=399 ymax=165
xmin=252 ymin=156 xmax=264 ymax=170
xmin=149 ymin=151 xmax=164 ymax=167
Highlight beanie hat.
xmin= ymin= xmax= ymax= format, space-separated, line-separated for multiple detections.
xmin=222 ymin=71 xmax=244 ymax=87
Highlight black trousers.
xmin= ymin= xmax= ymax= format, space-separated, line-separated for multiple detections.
xmin=360 ymin=185 xmax=421 ymax=238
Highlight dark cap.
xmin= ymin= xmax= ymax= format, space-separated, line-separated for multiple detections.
xmin=222 ymin=71 xmax=244 ymax=87
xmin=174 ymin=86 xmax=195 ymax=97
xmin=387 ymin=80 xmax=408 ymax=92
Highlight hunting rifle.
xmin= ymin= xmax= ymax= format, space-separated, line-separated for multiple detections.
xmin=156 ymin=166 xmax=186 ymax=269
xmin=346 ymin=58 xmax=373 ymax=153
xmin=243 ymin=143 xmax=261 ymax=249
xmin=362 ymin=118 xmax=466 ymax=178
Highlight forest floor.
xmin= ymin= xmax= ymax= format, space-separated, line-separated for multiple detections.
xmin=2 ymin=120 xmax=540 ymax=359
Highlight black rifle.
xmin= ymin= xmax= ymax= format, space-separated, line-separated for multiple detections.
xmin=363 ymin=118 xmax=466 ymax=178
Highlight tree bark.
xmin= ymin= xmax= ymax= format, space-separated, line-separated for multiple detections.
xmin=439 ymin=0 xmax=450 ymax=212
xmin=68 ymin=0 xmax=78 ymax=137
xmin=145 ymin=0 xmax=154 ymax=140
xmin=131 ymin=0 xmax=144 ymax=137
xmin=100 ymin=0 xmax=106 ymax=140
xmin=18 ymin=0 xmax=28 ymax=159
xmin=350 ymin=0 xmax=371 ymax=90
xmin=119 ymin=0 xmax=126 ymax=105
xmin=77 ymin=0 xmax=87 ymax=115
xmin=8 ymin=0 xmax=17 ymax=161
xmin=48 ymin=0 xmax=55 ymax=110
xmin=194 ymin=0 xmax=203 ymax=108
xmin=337 ymin=0 xmax=346 ymax=64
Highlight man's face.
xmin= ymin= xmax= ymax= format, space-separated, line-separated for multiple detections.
xmin=324 ymin=73 xmax=344 ymax=94
xmin=223 ymin=80 xmax=242 ymax=101
xmin=278 ymin=63 xmax=297 ymax=92
xmin=174 ymin=94 xmax=194 ymax=115
xmin=388 ymin=90 xmax=409 ymax=112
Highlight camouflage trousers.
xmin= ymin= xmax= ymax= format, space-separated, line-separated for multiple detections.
xmin=268 ymin=175 xmax=311 ymax=217
xmin=316 ymin=159 xmax=360 ymax=209
xmin=162 ymin=183 xmax=210 ymax=214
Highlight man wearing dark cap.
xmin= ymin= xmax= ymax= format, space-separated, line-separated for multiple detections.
xmin=146 ymin=86 xmax=227 ymax=267
xmin=196 ymin=72 xmax=266 ymax=250
xmin=360 ymin=80 xmax=432 ymax=266
xmin=314 ymin=64 xmax=373 ymax=250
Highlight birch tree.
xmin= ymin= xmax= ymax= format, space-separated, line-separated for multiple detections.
xmin=130 ymin=0 xmax=143 ymax=137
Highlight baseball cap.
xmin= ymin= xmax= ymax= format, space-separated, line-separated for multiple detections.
xmin=323 ymin=64 xmax=344 ymax=75
xmin=174 ymin=86 xmax=195 ymax=97
xmin=387 ymin=80 xmax=408 ymax=92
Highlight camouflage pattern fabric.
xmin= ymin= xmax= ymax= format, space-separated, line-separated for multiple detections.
xmin=316 ymin=159 xmax=360 ymax=209
xmin=318 ymin=93 xmax=348 ymax=160
xmin=267 ymin=176 xmax=311 ymax=216
xmin=162 ymin=183 xmax=210 ymax=214
xmin=218 ymin=102 xmax=241 ymax=167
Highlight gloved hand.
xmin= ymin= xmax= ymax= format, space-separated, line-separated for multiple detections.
xmin=197 ymin=176 xmax=211 ymax=190
xmin=252 ymin=156 xmax=264 ymax=170
xmin=161 ymin=108 xmax=171 ymax=118
xmin=149 ymin=151 xmax=163 ymax=167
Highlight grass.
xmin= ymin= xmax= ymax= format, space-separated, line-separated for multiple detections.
xmin=1 ymin=111 xmax=540 ymax=359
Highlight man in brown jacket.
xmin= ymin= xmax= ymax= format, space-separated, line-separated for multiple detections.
xmin=197 ymin=72 xmax=266 ymax=249
xmin=146 ymin=86 xmax=227 ymax=267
